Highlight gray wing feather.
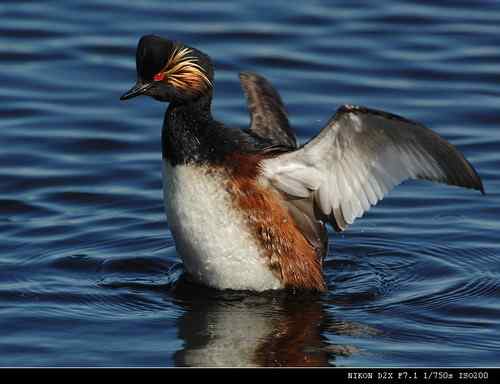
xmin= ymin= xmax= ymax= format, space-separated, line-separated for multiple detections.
xmin=282 ymin=197 xmax=328 ymax=262
xmin=239 ymin=72 xmax=297 ymax=149
xmin=263 ymin=105 xmax=484 ymax=232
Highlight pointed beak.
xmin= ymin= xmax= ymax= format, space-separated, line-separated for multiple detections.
xmin=120 ymin=81 xmax=154 ymax=101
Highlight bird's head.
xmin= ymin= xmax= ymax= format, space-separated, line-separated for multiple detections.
xmin=120 ymin=35 xmax=213 ymax=103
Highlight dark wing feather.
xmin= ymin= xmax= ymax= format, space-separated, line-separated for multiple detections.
xmin=262 ymin=105 xmax=484 ymax=232
xmin=239 ymin=72 xmax=297 ymax=149
xmin=281 ymin=196 xmax=328 ymax=262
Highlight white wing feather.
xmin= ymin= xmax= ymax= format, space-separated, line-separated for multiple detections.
xmin=262 ymin=105 xmax=483 ymax=231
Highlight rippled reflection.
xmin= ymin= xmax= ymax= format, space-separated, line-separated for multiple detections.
xmin=172 ymin=277 xmax=371 ymax=367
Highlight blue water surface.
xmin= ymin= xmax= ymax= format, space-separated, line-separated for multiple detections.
xmin=0 ymin=0 xmax=499 ymax=367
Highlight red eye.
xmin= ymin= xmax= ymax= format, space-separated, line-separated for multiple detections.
xmin=154 ymin=72 xmax=165 ymax=81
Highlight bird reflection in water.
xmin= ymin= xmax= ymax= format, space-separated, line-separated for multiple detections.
xmin=171 ymin=276 xmax=372 ymax=367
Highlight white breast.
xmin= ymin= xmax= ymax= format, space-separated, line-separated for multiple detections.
xmin=162 ymin=161 xmax=282 ymax=291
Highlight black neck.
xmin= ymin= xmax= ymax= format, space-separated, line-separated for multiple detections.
xmin=162 ymin=94 xmax=219 ymax=166
xmin=161 ymin=94 xmax=271 ymax=166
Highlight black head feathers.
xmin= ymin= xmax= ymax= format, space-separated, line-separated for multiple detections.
xmin=121 ymin=35 xmax=213 ymax=102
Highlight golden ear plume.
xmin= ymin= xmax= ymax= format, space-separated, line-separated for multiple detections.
xmin=157 ymin=46 xmax=212 ymax=93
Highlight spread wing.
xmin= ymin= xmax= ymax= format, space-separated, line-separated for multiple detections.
xmin=262 ymin=105 xmax=484 ymax=231
xmin=239 ymin=72 xmax=297 ymax=149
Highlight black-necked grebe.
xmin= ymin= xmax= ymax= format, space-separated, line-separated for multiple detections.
xmin=120 ymin=35 xmax=484 ymax=292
